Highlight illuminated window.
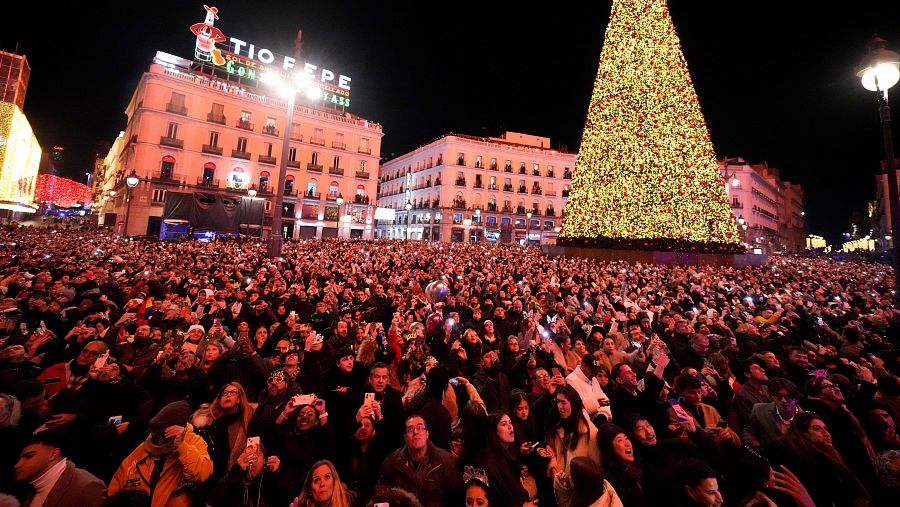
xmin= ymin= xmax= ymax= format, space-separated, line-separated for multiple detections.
xmin=160 ymin=156 xmax=175 ymax=179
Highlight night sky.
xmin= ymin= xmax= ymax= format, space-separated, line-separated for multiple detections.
xmin=4 ymin=1 xmax=900 ymax=243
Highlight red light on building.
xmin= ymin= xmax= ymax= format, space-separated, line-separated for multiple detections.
xmin=34 ymin=174 xmax=91 ymax=208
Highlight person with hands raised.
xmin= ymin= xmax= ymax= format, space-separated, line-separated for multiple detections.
xmin=207 ymin=439 xmax=293 ymax=507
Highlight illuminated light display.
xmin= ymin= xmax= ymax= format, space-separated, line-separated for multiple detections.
xmin=188 ymin=5 xmax=353 ymax=108
xmin=559 ymin=0 xmax=741 ymax=252
xmin=34 ymin=174 xmax=91 ymax=208
xmin=0 ymin=102 xmax=41 ymax=209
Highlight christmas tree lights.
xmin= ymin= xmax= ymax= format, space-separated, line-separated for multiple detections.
xmin=560 ymin=0 xmax=741 ymax=252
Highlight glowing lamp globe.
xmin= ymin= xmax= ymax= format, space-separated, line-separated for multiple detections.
xmin=858 ymin=36 xmax=900 ymax=92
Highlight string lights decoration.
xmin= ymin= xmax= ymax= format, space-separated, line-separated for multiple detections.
xmin=559 ymin=0 xmax=742 ymax=253
xmin=33 ymin=174 xmax=91 ymax=208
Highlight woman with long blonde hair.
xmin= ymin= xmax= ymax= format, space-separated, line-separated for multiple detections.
xmin=292 ymin=459 xmax=356 ymax=507
xmin=206 ymin=382 xmax=255 ymax=480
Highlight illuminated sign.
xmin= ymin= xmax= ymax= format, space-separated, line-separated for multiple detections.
xmin=0 ymin=103 xmax=41 ymax=206
xmin=189 ymin=5 xmax=352 ymax=108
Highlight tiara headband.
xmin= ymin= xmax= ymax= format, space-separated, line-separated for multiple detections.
xmin=463 ymin=466 xmax=490 ymax=487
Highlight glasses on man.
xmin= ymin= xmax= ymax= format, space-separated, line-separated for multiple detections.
xmin=406 ymin=424 xmax=427 ymax=434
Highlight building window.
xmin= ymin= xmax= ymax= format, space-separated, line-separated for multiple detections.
xmin=231 ymin=167 xmax=244 ymax=186
xmin=533 ymin=163 xmax=540 ymax=176
xmin=333 ymin=155 xmax=341 ymax=169
xmin=291 ymin=122 xmax=302 ymax=140
xmin=289 ymin=147 xmax=297 ymax=162
xmin=334 ymin=132 xmax=344 ymax=148
xmin=265 ymin=143 xmax=274 ymax=157
xmin=311 ymin=152 xmax=319 ymax=165
xmin=285 ymin=175 xmax=295 ymax=193
xmin=359 ymin=160 xmax=366 ymax=171
xmin=458 ymin=152 xmax=465 ymax=165
xmin=476 ymin=155 xmax=482 ymax=168
xmin=259 ymin=171 xmax=270 ymax=190
xmin=329 ymin=182 xmax=340 ymax=197
xmin=208 ymin=131 xmax=219 ymax=147
xmin=152 ymin=189 xmax=167 ymax=203
xmin=236 ymin=137 xmax=248 ymax=152
xmin=168 ymin=92 xmax=185 ymax=111
xmin=360 ymin=137 xmax=370 ymax=153
xmin=202 ymin=162 xmax=216 ymax=182
xmin=313 ymin=128 xmax=324 ymax=142
xmin=166 ymin=122 xmax=178 ymax=139
xmin=240 ymin=111 xmax=251 ymax=122
xmin=490 ymin=158 xmax=497 ymax=169
xmin=307 ymin=180 xmax=318 ymax=195
xmin=160 ymin=157 xmax=175 ymax=179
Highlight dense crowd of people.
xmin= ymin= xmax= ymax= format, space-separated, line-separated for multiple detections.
xmin=0 ymin=226 xmax=899 ymax=507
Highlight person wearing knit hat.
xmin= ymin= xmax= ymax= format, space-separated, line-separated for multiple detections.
xmin=109 ymin=400 xmax=212 ymax=505
xmin=597 ymin=422 xmax=644 ymax=506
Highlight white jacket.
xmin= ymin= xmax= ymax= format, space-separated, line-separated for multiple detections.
xmin=566 ymin=366 xmax=612 ymax=422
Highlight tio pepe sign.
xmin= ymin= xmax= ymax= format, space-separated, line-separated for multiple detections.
xmin=189 ymin=5 xmax=352 ymax=107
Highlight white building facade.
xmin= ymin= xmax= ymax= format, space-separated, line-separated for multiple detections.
xmin=377 ymin=132 xmax=575 ymax=243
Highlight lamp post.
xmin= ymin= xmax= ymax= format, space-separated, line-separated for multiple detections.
xmin=474 ymin=208 xmax=481 ymax=242
xmin=336 ymin=196 xmax=345 ymax=239
xmin=858 ymin=35 xmax=900 ymax=302
xmin=260 ymin=40 xmax=320 ymax=257
xmin=526 ymin=211 xmax=532 ymax=246
xmin=405 ymin=201 xmax=412 ymax=240
xmin=463 ymin=218 xmax=472 ymax=243
xmin=123 ymin=170 xmax=139 ymax=236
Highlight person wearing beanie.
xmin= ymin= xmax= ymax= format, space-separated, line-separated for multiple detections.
xmin=597 ymin=423 xmax=645 ymax=507
xmin=109 ymin=401 xmax=213 ymax=507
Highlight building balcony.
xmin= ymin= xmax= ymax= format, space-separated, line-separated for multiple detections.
xmin=473 ymin=182 xmax=483 ymax=189
xmin=532 ymin=188 xmax=543 ymax=195
xmin=152 ymin=170 xmax=183 ymax=182
xmin=457 ymin=158 xmax=466 ymax=166
xmin=434 ymin=178 xmax=442 ymax=186
xmin=257 ymin=184 xmax=273 ymax=195
xmin=358 ymin=146 xmax=372 ymax=154
xmin=504 ymin=166 xmax=512 ymax=173
xmin=307 ymin=164 xmax=323 ymax=173
xmin=562 ymin=190 xmax=570 ymax=197
xmin=563 ymin=171 xmax=573 ymax=179
xmin=262 ymin=125 xmax=279 ymax=136
xmin=455 ymin=178 xmax=467 ymax=187
xmin=329 ymin=167 xmax=345 ymax=176
xmin=487 ymin=204 xmax=498 ymax=211
xmin=547 ymin=170 xmax=555 ymax=178
xmin=353 ymin=195 xmax=371 ymax=204
xmin=326 ymin=192 xmax=341 ymax=201
xmin=490 ymin=164 xmax=498 ymax=171
xmin=732 ymin=201 xmax=743 ymax=209
xmin=310 ymin=137 xmax=325 ymax=146
xmin=488 ymin=184 xmax=498 ymax=191
xmin=452 ymin=201 xmax=467 ymax=210
xmin=236 ymin=119 xmax=254 ymax=131
xmin=545 ymin=191 xmax=557 ymax=197
xmin=197 ymin=177 xmax=220 ymax=188
xmin=258 ymin=155 xmax=277 ymax=165
xmin=332 ymin=142 xmax=346 ymax=150
xmin=502 ymin=206 xmax=513 ymax=213
xmin=207 ymin=113 xmax=226 ymax=125
xmin=516 ymin=206 xmax=526 ymax=214
xmin=546 ymin=209 xmax=556 ymax=216
xmin=532 ymin=170 xmax=541 ymax=177
xmin=202 ymin=144 xmax=223 ymax=155
xmin=355 ymin=170 xmax=370 ymax=179
xmin=519 ymin=168 xmax=526 ymax=175
xmin=231 ymin=150 xmax=251 ymax=160
xmin=518 ymin=187 xmax=527 ymax=194
xmin=159 ymin=136 xmax=184 ymax=149
xmin=286 ymin=160 xmax=301 ymax=169
xmin=303 ymin=191 xmax=321 ymax=200
xmin=166 ymin=103 xmax=187 ymax=115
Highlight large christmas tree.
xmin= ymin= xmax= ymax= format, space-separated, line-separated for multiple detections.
xmin=560 ymin=0 xmax=741 ymax=251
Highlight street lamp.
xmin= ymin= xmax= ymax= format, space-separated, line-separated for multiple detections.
xmin=858 ymin=35 xmax=900 ymax=302
xmin=463 ymin=218 xmax=472 ymax=242
xmin=405 ymin=201 xmax=412 ymax=240
xmin=526 ymin=211 xmax=532 ymax=246
xmin=123 ymin=170 xmax=139 ymax=236
xmin=474 ymin=208 xmax=482 ymax=242
xmin=259 ymin=53 xmax=321 ymax=257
